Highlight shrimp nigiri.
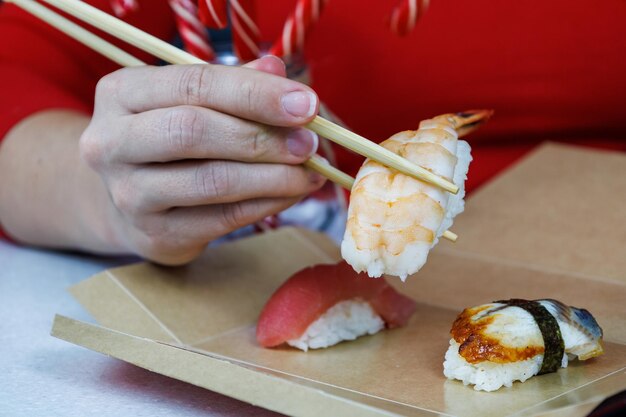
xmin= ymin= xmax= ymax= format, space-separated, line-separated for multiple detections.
xmin=341 ymin=110 xmax=492 ymax=280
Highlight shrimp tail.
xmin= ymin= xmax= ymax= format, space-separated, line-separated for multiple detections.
xmin=452 ymin=109 xmax=494 ymax=137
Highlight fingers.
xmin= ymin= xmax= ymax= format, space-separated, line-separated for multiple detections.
xmin=135 ymin=196 xmax=302 ymax=265
xmin=110 ymin=105 xmax=318 ymax=164
xmin=243 ymin=55 xmax=287 ymax=77
xmin=171 ymin=196 xmax=302 ymax=240
xmin=97 ymin=63 xmax=318 ymax=126
xmin=117 ymin=160 xmax=325 ymax=213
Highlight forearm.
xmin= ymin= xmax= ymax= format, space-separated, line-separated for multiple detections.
xmin=0 ymin=110 xmax=126 ymax=254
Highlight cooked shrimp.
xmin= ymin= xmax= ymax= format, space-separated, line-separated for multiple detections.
xmin=341 ymin=110 xmax=492 ymax=280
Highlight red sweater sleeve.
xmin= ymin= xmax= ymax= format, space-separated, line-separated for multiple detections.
xmin=0 ymin=1 xmax=177 ymax=139
xmin=0 ymin=1 xmax=177 ymax=239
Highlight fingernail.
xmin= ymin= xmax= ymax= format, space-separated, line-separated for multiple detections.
xmin=245 ymin=55 xmax=286 ymax=73
xmin=281 ymin=91 xmax=317 ymax=118
xmin=286 ymin=129 xmax=318 ymax=158
xmin=309 ymin=170 xmax=326 ymax=184
xmin=262 ymin=55 xmax=286 ymax=70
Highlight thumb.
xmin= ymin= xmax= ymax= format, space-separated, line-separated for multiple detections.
xmin=243 ymin=55 xmax=287 ymax=77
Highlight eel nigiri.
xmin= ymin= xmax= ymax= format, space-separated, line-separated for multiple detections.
xmin=256 ymin=261 xmax=416 ymax=351
xmin=443 ymin=299 xmax=604 ymax=392
xmin=341 ymin=110 xmax=492 ymax=281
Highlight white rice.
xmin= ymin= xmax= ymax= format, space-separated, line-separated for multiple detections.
xmin=443 ymin=339 xmax=568 ymax=392
xmin=287 ymin=300 xmax=384 ymax=351
xmin=435 ymin=140 xmax=472 ymax=241
xmin=341 ymin=233 xmax=431 ymax=281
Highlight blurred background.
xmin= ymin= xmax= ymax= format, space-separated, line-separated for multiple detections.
xmin=2 ymin=0 xmax=625 ymax=193
xmin=265 ymin=0 xmax=626 ymax=191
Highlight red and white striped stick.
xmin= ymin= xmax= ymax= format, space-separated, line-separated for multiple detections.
xmin=109 ymin=0 xmax=138 ymax=17
xmin=169 ymin=0 xmax=215 ymax=61
xmin=229 ymin=0 xmax=260 ymax=62
xmin=198 ymin=0 xmax=228 ymax=29
xmin=269 ymin=0 xmax=328 ymax=58
xmin=388 ymin=0 xmax=429 ymax=36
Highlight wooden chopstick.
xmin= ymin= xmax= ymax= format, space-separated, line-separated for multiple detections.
xmin=6 ymin=0 xmax=144 ymax=67
xmin=305 ymin=154 xmax=355 ymax=190
xmin=35 ymin=0 xmax=459 ymax=195
xmin=7 ymin=3 xmax=352 ymax=195
xmin=7 ymin=0 xmax=458 ymax=243
xmin=4 ymin=0 xmax=352 ymax=188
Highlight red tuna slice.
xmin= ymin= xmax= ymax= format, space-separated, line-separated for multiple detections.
xmin=256 ymin=261 xmax=417 ymax=348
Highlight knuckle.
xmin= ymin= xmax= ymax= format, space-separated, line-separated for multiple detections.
xmin=95 ymin=74 xmax=114 ymax=99
xmin=276 ymin=164 xmax=300 ymax=189
xmin=140 ymin=235 xmax=172 ymax=262
xmin=95 ymin=70 xmax=124 ymax=101
xmin=110 ymin=186 xmax=134 ymax=215
xmin=83 ymin=72 xmax=133 ymax=169
xmin=135 ymin=215 xmax=167 ymax=240
xmin=237 ymin=79 xmax=261 ymax=114
xmin=79 ymin=126 xmax=108 ymax=170
xmin=195 ymin=162 xmax=237 ymax=201
xmin=78 ymin=124 xmax=116 ymax=172
xmin=220 ymin=202 xmax=251 ymax=231
xmin=137 ymin=225 xmax=202 ymax=266
xmin=131 ymin=184 xmax=153 ymax=214
xmin=143 ymin=232 xmax=169 ymax=253
xmin=245 ymin=126 xmax=273 ymax=160
xmin=110 ymin=175 xmax=141 ymax=215
xmin=163 ymin=107 xmax=205 ymax=155
xmin=277 ymin=165 xmax=314 ymax=195
xmin=176 ymin=65 xmax=215 ymax=105
xmin=133 ymin=218 xmax=172 ymax=255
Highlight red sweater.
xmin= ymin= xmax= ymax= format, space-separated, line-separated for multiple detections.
xmin=1 ymin=0 xmax=625 ymax=240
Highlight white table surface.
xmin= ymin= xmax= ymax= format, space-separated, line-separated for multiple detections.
xmin=0 ymin=239 xmax=281 ymax=417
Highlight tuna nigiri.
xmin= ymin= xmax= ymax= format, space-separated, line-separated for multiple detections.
xmin=256 ymin=261 xmax=417 ymax=351
xmin=443 ymin=299 xmax=604 ymax=392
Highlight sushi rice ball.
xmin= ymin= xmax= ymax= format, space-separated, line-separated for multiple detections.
xmin=443 ymin=299 xmax=604 ymax=392
xmin=256 ymin=262 xmax=416 ymax=351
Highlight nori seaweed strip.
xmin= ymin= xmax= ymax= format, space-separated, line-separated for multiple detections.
xmin=494 ymin=299 xmax=565 ymax=374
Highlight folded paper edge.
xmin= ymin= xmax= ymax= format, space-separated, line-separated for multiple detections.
xmin=50 ymin=314 xmax=432 ymax=417
xmin=50 ymin=314 xmax=626 ymax=417
xmin=512 ymin=368 xmax=626 ymax=417
xmin=69 ymin=270 xmax=179 ymax=343
xmin=67 ymin=227 xmax=342 ymax=343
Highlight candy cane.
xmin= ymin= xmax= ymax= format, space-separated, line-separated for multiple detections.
xmin=270 ymin=0 xmax=328 ymax=58
xmin=169 ymin=0 xmax=216 ymax=61
xmin=198 ymin=0 xmax=228 ymax=29
xmin=388 ymin=0 xmax=430 ymax=36
xmin=110 ymin=0 xmax=138 ymax=17
xmin=229 ymin=0 xmax=260 ymax=61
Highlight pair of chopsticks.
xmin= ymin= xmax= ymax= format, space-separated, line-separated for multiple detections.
xmin=6 ymin=0 xmax=459 ymax=242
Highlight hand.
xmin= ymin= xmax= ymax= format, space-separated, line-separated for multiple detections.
xmin=80 ymin=56 xmax=325 ymax=265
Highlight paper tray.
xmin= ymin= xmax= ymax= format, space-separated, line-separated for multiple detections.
xmin=51 ymin=315 xmax=626 ymax=417
xmin=52 ymin=143 xmax=626 ymax=416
